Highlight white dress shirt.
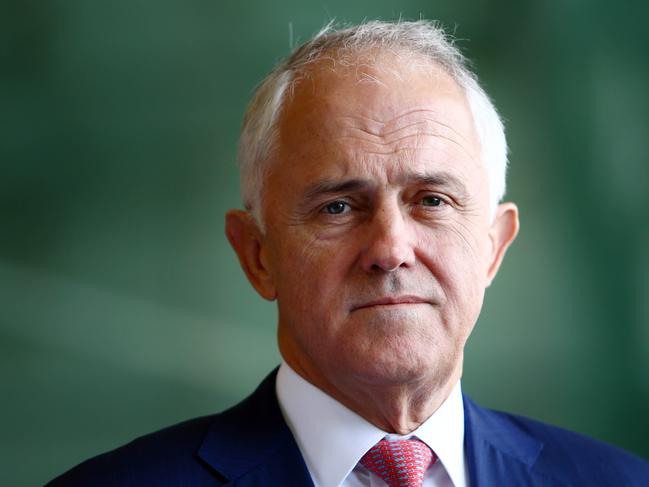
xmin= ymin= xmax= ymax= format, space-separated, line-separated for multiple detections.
xmin=276 ymin=362 xmax=469 ymax=487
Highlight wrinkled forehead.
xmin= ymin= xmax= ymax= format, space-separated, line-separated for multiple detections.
xmin=275 ymin=50 xmax=480 ymax=164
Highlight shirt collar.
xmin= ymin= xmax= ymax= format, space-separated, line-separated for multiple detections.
xmin=276 ymin=362 xmax=467 ymax=487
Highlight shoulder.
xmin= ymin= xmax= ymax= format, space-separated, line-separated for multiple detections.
xmin=45 ymin=414 xmax=224 ymax=487
xmin=465 ymin=397 xmax=649 ymax=485
xmin=47 ymin=371 xmax=284 ymax=486
xmin=509 ymin=411 xmax=647 ymax=477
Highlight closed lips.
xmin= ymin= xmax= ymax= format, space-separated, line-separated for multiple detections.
xmin=352 ymin=296 xmax=430 ymax=310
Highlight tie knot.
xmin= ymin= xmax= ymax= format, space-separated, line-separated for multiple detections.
xmin=360 ymin=439 xmax=436 ymax=487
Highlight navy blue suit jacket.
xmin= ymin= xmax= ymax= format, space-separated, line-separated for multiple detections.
xmin=48 ymin=370 xmax=649 ymax=486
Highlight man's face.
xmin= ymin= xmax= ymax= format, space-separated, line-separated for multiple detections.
xmin=232 ymin=57 xmax=516 ymax=398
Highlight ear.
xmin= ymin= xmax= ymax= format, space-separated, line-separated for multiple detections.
xmin=225 ymin=209 xmax=277 ymax=301
xmin=485 ymin=202 xmax=520 ymax=286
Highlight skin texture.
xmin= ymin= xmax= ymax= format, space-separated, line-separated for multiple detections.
xmin=226 ymin=53 xmax=519 ymax=434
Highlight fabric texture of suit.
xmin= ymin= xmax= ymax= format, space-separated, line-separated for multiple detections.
xmin=47 ymin=369 xmax=649 ymax=486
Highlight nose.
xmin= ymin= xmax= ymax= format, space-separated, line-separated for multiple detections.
xmin=360 ymin=203 xmax=416 ymax=272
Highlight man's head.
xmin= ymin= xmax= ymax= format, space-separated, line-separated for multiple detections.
xmin=226 ymin=20 xmax=519 ymax=429
xmin=237 ymin=21 xmax=508 ymax=227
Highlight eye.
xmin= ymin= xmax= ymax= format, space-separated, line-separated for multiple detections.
xmin=420 ymin=195 xmax=443 ymax=207
xmin=322 ymin=201 xmax=349 ymax=215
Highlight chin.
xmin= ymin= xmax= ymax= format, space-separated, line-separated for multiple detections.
xmin=342 ymin=344 xmax=457 ymax=389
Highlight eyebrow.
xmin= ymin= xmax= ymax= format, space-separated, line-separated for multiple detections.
xmin=301 ymin=178 xmax=371 ymax=200
xmin=300 ymin=171 xmax=470 ymax=200
xmin=404 ymin=171 xmax=469 ymax=199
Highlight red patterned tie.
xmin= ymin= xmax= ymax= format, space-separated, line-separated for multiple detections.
xmin=360 ymin=439 xmax=436 ymax=487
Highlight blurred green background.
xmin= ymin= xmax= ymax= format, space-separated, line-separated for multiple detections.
xmin=1 ymin=0 xmax=648 ymax=485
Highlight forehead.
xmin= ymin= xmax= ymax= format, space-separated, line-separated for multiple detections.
xmin=270 ymin=53 xmax=484 ymax=191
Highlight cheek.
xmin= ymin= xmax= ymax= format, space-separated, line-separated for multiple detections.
xmin=417 ymin=223 xmax=491 ymax=303
xmin=272 ymin=230 xmax=350 ymax=309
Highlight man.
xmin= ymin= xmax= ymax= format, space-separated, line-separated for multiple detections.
xmin=48 ymin=20 xmax=648 ymax=487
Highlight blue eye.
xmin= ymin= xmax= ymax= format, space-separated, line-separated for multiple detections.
xmin=421 ymin=195 xmax=443 ymax=207
xmin=322 ymin=201 xmax=349 ymax=214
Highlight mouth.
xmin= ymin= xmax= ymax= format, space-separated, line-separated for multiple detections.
xmin=351 ymin=296 xmax=431 ymax=311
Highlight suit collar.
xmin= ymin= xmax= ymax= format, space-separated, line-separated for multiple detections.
xmin=197 ymin=369 xmax=313 ymax=486
xmin=464 ymin=395 xmax=542 ymax=466
xmin=196 ymin=373 xmax=566 ymax=486
xmin=463 ymin=395 xmax=568 ymax=486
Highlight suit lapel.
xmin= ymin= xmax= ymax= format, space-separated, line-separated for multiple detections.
xmin=463 ymin=395 xmax=567 ymax=487
xmin=197 ymin=370 xmax=314 ymax=486
xmin=198 ymin=375 xmax=571 ymax=486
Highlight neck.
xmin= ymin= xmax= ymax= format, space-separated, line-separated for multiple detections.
xmin=284 ymin=356 xmax=463 ymax=435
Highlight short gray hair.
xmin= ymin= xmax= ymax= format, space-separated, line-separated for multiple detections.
xmin=238 ymin=20 xmax=508 ymax=225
